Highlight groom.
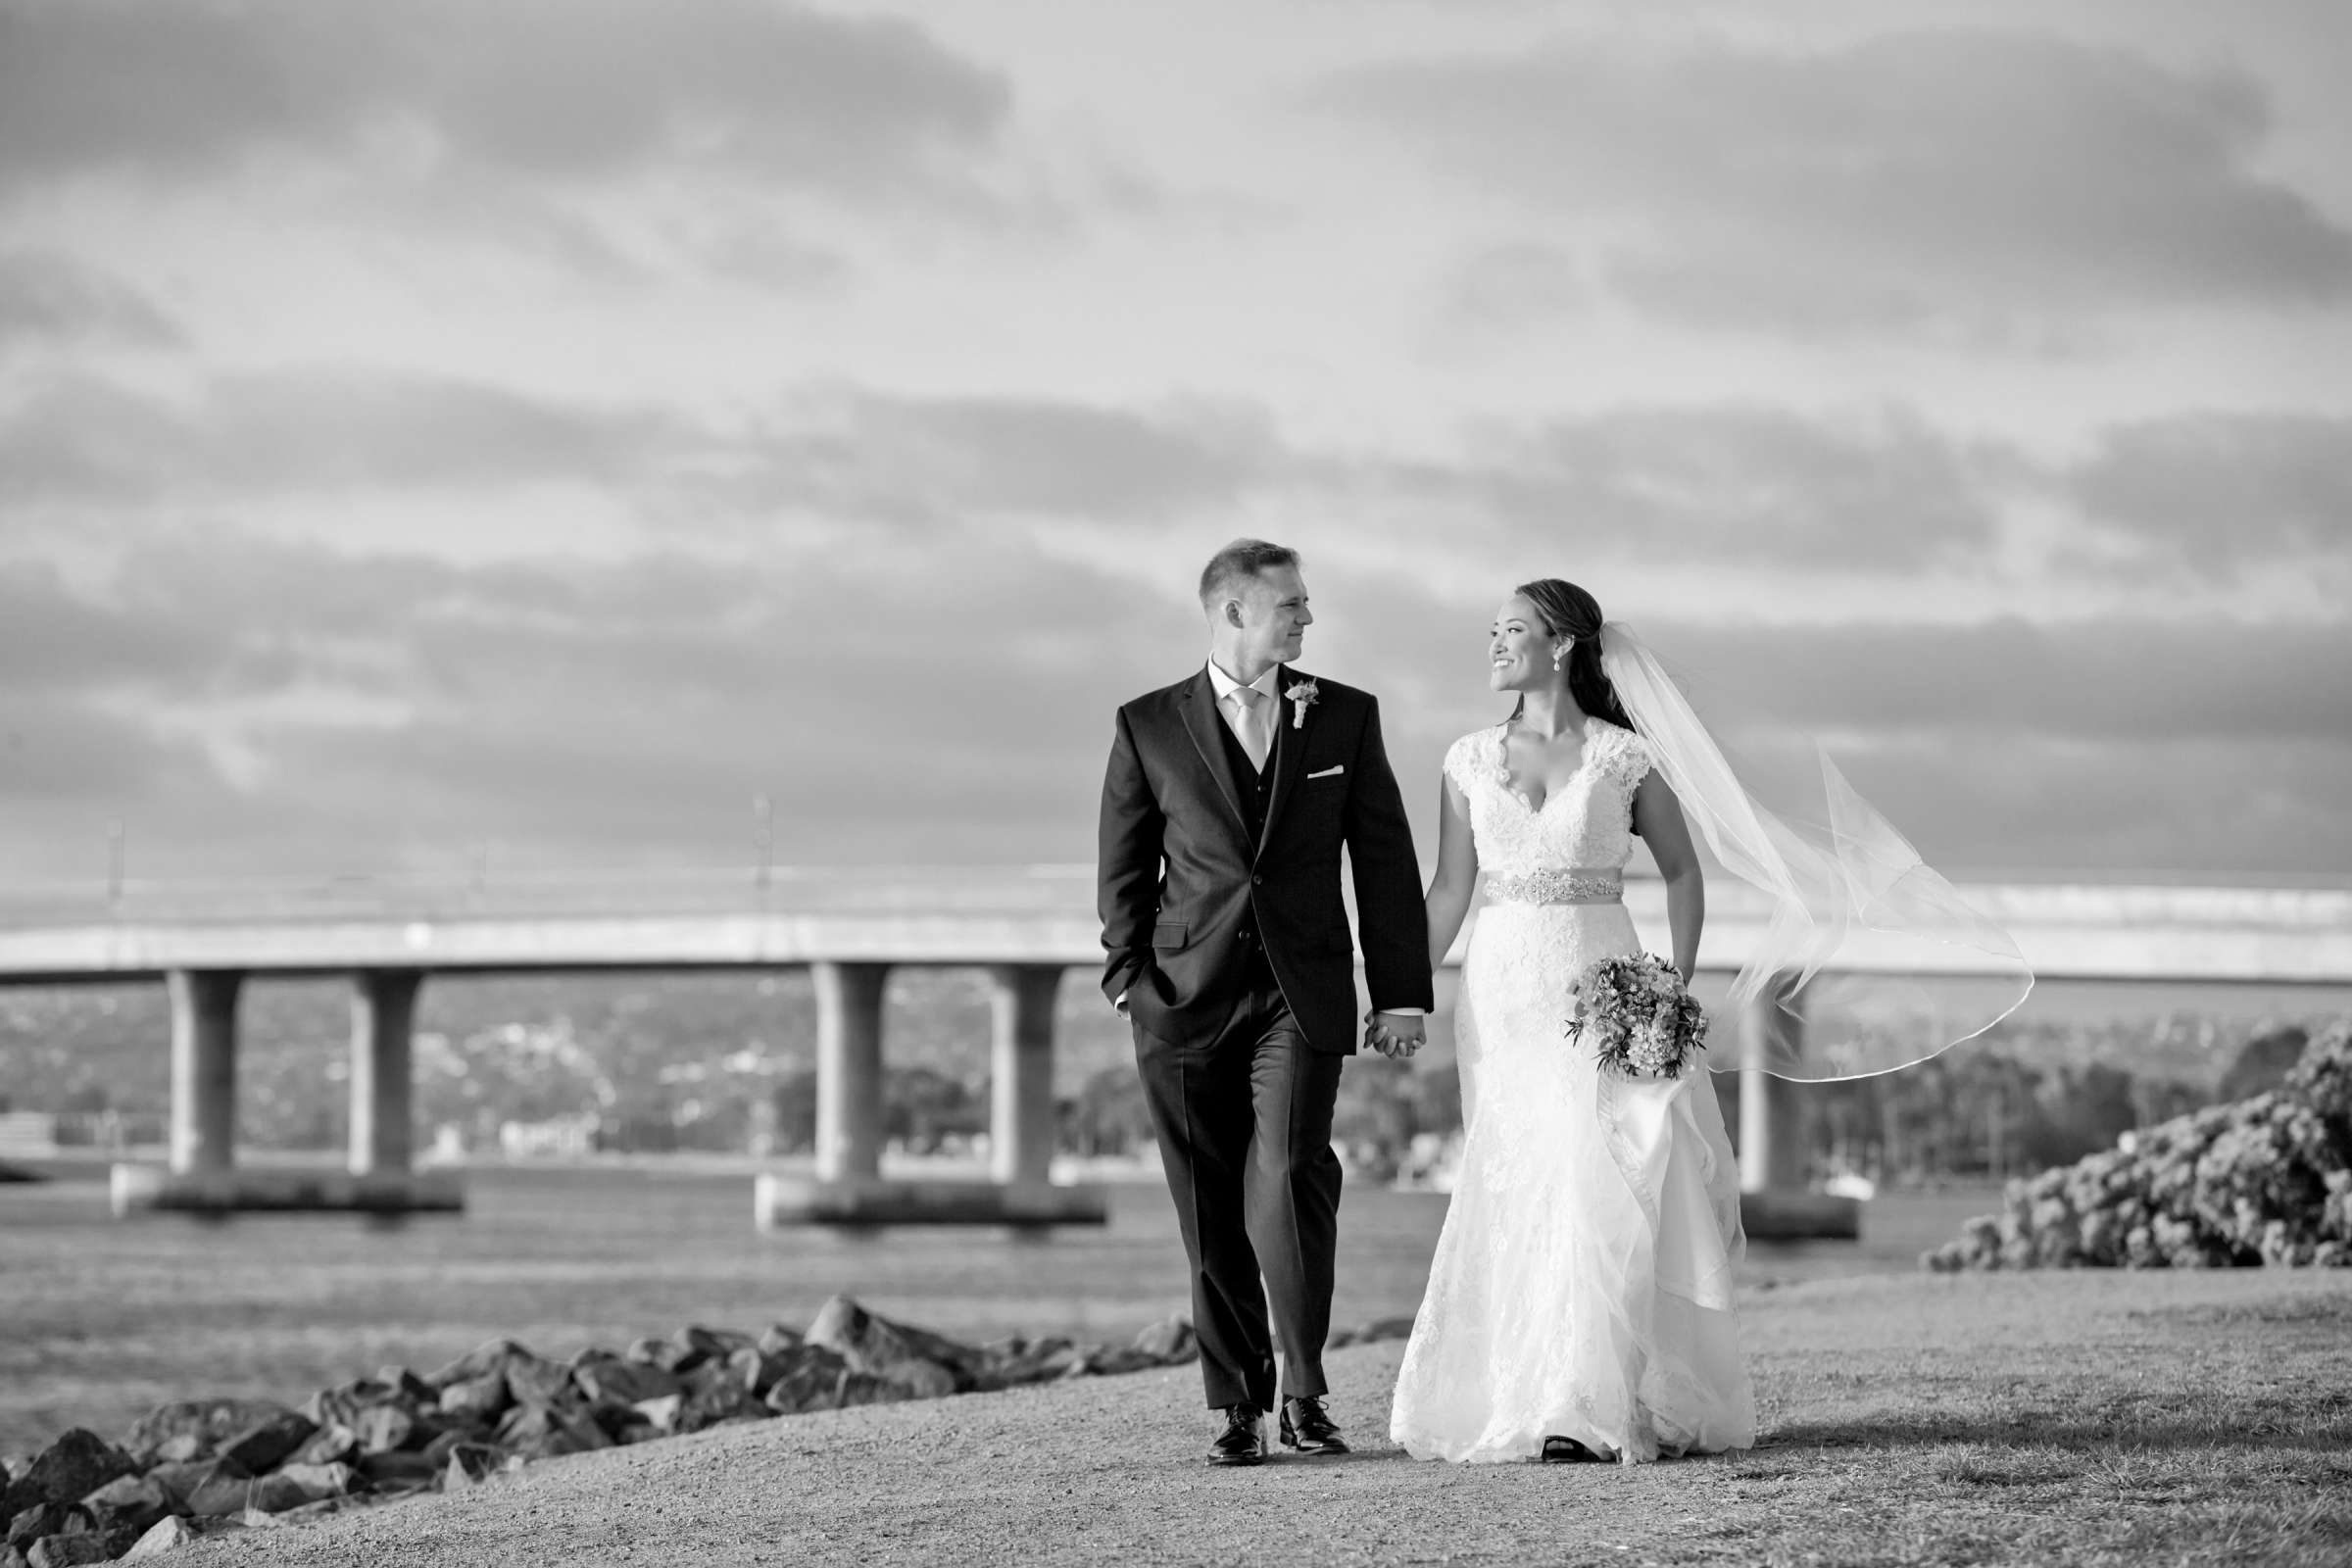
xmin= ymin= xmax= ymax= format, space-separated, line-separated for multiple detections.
xmin=1098 ymin=539 xmax=1433 ymax=1466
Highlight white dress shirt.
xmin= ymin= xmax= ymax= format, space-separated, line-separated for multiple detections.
xmin=1204 ymin=658 xmax=1281 ymax=761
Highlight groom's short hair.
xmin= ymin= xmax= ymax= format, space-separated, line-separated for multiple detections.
xmin=1199 ymin=539 xmax=1299 ymax=607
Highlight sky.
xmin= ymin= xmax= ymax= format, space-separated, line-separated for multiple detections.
xmin=1 ymin=0 xmax=2347 ymax=890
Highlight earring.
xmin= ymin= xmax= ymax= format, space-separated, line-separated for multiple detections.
xmin=1552 ymin=644 xmax=1570 ymax=670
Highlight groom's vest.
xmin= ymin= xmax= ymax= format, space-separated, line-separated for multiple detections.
xmin=1214 ymin=711 xmax=1275 ymax=845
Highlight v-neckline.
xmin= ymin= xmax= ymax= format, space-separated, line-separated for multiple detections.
xmin=1494 ymin=721 xmax=1597 ymax=815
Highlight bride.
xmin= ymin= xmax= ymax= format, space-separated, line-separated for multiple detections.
xmin=1386 ymin=578 xmax=1752 ymax=1464
xmin=1385 ymin=578 xmax=2031 ymax=1465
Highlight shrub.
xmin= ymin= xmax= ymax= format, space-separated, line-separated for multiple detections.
xmin=1924 ymin=1018 xmax=2352 ymax=1272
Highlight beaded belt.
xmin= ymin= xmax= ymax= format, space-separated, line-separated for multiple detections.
xmin=1484 ymin=869 xmax=1623 ymax=905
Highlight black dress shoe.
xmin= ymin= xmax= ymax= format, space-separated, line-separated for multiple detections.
xmin=1279 ymin=1396 xmax=1349 ymax=1455
xmin=1207 ymin=1404 xmax=1265 ymax=1466
xmin=1541 ymin=1435 xmax=1605 ymax=1464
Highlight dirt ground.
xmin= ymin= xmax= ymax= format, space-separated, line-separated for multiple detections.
xmin=180 ymin=1268 xmax=2352 ymax=1568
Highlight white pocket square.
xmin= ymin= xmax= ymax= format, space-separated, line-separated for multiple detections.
xmin=1306 ymin=764 xmax=1346 ymax=779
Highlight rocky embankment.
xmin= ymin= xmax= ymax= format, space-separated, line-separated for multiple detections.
xmin=0 ymin=1297 xmax=1414 ymax=1565
xmin=1926 ymin=1019 xmax=2352 ymax=1271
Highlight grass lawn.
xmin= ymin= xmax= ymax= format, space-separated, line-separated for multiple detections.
xmin=184 ymin=1267 xmax=2352 ymax=1568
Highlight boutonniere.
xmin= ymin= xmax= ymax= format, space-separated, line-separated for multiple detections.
xmin=1285 ymin=678 xmax=1319 ymax=729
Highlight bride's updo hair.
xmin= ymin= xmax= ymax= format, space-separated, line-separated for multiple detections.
xmin=1514 ymin=578 xmax=1635 ymax=730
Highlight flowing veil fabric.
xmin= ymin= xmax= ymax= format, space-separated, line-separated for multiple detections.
xmin=1598 ymin=621 xmax=2034 ymax=1081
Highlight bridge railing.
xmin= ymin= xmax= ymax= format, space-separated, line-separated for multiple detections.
xmin=0 ymin=863 xmax=1108 ymax=928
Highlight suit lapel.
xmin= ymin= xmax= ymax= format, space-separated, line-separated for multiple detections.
xmin=1256 ymin=664 xmax=1313 ymax=859
xmin=1177 ymin=671 xmax=1250 ymax=835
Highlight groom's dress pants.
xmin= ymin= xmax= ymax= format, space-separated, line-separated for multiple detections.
xmin=1133 ymin=953 xmax=1345 ymax=1412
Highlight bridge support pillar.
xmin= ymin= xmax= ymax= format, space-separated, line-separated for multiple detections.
xmin=115 ymin=966 xmax=461 ymax=1217
xmin=757 ymin=961 xmax=1105 ymax=1229
xmin=813 ymin=961 xmax=889 ymax=1184
xmin=989 ymin=963 xmax=1061 ymax=1186
xmin=350 ymin=969 xmax=421 ymax=1176
xmin=168 ymin=968 xmax=242 ymax=1177
xmin=1736 ymin=977 xmax=1859 ymax=1241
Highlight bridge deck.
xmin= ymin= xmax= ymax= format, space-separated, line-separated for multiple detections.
xmin=1 ymin=871 xmax=2346 ymax=985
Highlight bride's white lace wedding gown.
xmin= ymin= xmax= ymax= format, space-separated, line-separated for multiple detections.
xmin=1391 ymin=720 xmax=1756 ymax=1464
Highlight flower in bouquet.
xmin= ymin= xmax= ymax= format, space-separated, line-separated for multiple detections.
xmin=1566 ymin=953 xmax=1708 ymax=1080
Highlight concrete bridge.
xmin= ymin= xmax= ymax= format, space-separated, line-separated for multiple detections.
xmin=2 ymin=866 xmax=2347 ymax=1229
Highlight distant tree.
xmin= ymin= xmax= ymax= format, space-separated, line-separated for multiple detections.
xmin=1332 ymin=1054 xmax=1418 ymax=1156
xmin=1067 ymin=1065 xmax=1152 ymax=1155
xmin=770 ymin=1070 xmax=818 ymax=1153
xmin=2217 ymin=1023 xmax=2310 ymax=1102
xmin=885 ymin=1066 xmax=983 ymax=1152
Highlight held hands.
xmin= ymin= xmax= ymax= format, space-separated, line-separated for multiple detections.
xmin=1364 ymin=1009 xmax=1426 ymax=1059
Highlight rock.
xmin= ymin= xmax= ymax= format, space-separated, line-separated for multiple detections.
xmin=76 ymin=1474 xmax=172 ymax=1537
xmin=629 ymin=1396 xmax=682 ymax=1436
xmin=122 ymin=1516 xmax=202 ymax=1559
xmin=804 ymin=1296 xmax=971 ymax=1397
xmin=142 ymin=1456 xmax=246 ymax=1514
xmin=7 ymin=1505 xmax=89 ymax=1551
xmin=120 ymin=1399 xmax=294 ymax=1468
xmin=1005 ymin=1339 xmax=1096 ymax=1385
xmin=181 ymin=1467 xmax=254 ymax=1521
xmin=498 ymin=1354 xmax=577 ymax=1413
xmin=352 ymin=1452 xmax=439 ymax=1490
xmin=674 ymin=1363 xmax=764 ymax=1432
xmin=440 ymin=1445 xmax=502 ymax=1490
xmin=241 ymin=1475 xmax=311 ymax=1516
xmin=0 ymin=1433 xmax=136 ymax=1517
xmin=272 ymin=1464 xmax=358 ymax=1502
xmin=0 ymin=1547 xmax=20 ymax=1568
xmin=1132 ymin=1315 xmax=1198 ymax=1363
xmin=285 ymin=1424 xmax=359 ymax=1468
xmin=662 ymin=1325 xmax=754 ymax=1375
xmin=241 ymin=1462 xmax=353 ymax=1516
xmin=350 ymin=1403 xmax=416 ymax=1456
xmin=216 ymin=1410 xmax=318 ymax=1474
xmin=760 ymin=1346 xmax=908 ymax=1416
xmin=756 ymin=1323 xmax=804 ymax=1356
xmin=423 ymin=1339 xmax=535 ymax=1393
xmin=26 ymin=1536 xmax=119 ymax=1568
xmin=437 ymin=1373 xmax=511 ymax=1427
xmin=621 ymin=1337 xmax=668 ymax=1367
xmin=726 ymin=1347 xmax=785 ymax=1398
xmin=490 ymin=1402 xmax=607 ymax=1461
xmin=302 ymin=1378 xmax=421 ymax=1443
xmin=1081 ymin=1347 xmax=1160 ymax=1377
xmin=573 ymin=1361 xmax=681 ymax=1409
xmin=377 ymin=1368 xmax=435 ymax=1406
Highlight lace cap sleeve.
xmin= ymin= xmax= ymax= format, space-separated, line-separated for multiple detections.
xmin=1441 ymin=732 xmax=1477 ymax=795
xmin=1600 ymin=723 xmax=1654 ymax=800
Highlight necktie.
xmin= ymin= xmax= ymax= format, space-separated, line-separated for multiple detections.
xmin=1230 ymin=686 xmax=1270 ymax=772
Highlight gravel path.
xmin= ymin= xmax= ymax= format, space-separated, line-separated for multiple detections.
xmin=181 ymin=1269 xmax=2352 ymax=1568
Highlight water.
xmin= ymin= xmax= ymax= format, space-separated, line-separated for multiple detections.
xmin=0 ymin=1161 xmax=1998 ymax=1456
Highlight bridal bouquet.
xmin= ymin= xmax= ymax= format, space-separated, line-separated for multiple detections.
xmin=1566 ymin=954 xmax=1709 ymax=1080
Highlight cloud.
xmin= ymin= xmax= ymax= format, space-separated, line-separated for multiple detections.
xmin=1432 ymin=405 xmax=2008 ymax=567
xmin=1323 ymin=27 xmax=2352 ymax=337
xmin=2068 ymin=413 xmax=2352 ymax=569
xmin=737 ymin=391 xmax=1291 ymax=524
xmin=0 ymin=0 xmax=1011 ymax=203
xmin=0 ymin=368 xmax=684 ymax=501
xmin=7 ymin=521 xmax=2348 ymax=881
xmin=0 ymin=250 xmax=179 ymax=350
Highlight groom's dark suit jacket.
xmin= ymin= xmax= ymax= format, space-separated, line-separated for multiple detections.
xmin=1098 ymin=665 xmax=1434 ymax=1054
